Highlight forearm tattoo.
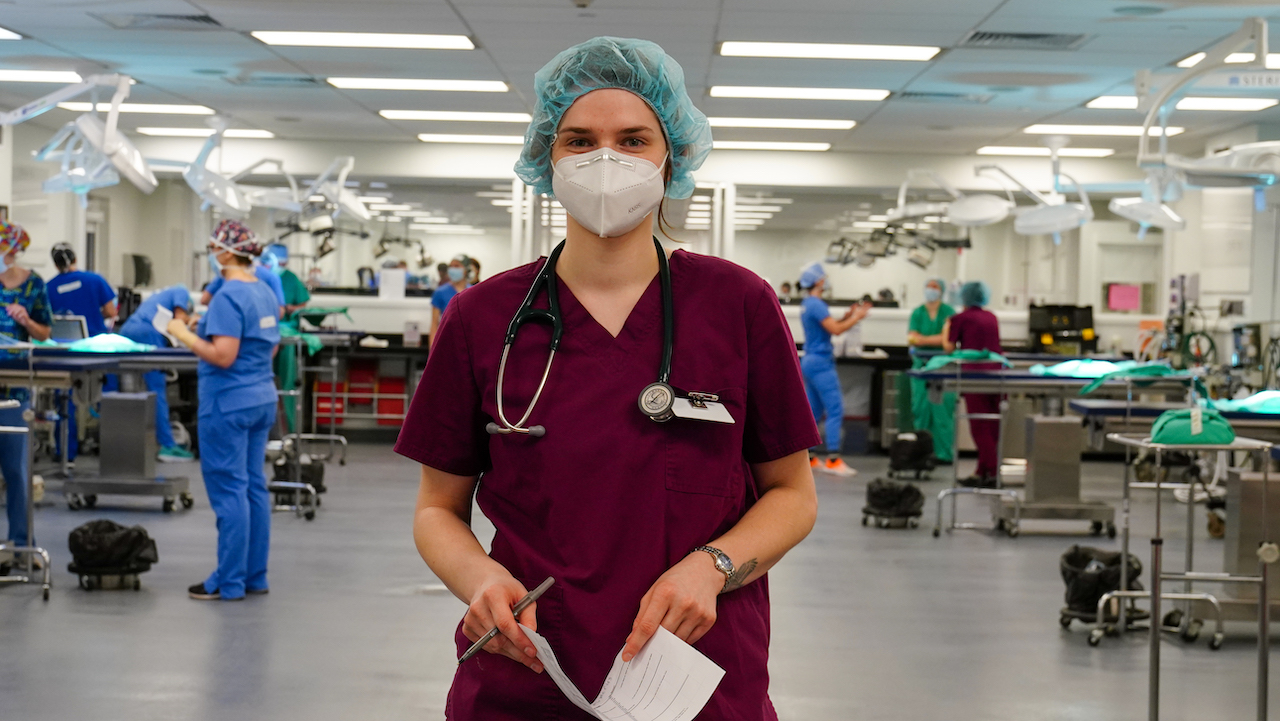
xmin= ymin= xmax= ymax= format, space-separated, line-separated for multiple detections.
xmin=720 ymin=558 xmax=758 ymax=594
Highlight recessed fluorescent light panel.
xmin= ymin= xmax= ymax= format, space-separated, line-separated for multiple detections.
xmin=328 ymin=78 xmax=508 ymax=92
xmin=977 ymin=146 xmax=1115 ymax=157
xmin=1087 ymin=95 xmax=1278 ymax=111
xmin=380 ymin=110 xmax=531 ymax=122
xmin=59 ymin=102 xmax=215 ymax=115
xmin=707 ymin=117 xmax=856 ymax=130
xmin=1024 ymin=124 xmax=1183 ymax=136
xmin=251 ymin=31 xmax=474 ymax=50
xmin=0 ymin=69 xmax=82 ymax=83
xmin=713 ymin=140 xmax=831 ymax=151
xmin=136 ymin=127 xmax=274 ymax=138
xmin=370 ymin=204 xmax=412 ymax=211
xmin=1177 ymin=52 xmax=1280 ymax=69
xmin=720 ymin=41 xmax=939 ymax=61
xmin=417 ymin=133 xmax=524 ymax=144
xmin=709 ymin=86 xmax=890 ymax=101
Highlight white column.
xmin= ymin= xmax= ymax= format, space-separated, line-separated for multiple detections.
xmin=722 ymin=182 xmax=736 ymax=263
xmin=510 ymin=178 xmax=523 ymax=267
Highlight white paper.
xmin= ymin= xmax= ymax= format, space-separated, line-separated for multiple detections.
xmin=379 ymin=268 xmax=406 ymax=300
xmin=151 ymin=305 xmax=178 ymax=346
xmin=519 ymin=624 xmax=725 ymax=721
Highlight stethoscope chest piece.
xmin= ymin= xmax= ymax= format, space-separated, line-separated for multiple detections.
xmin=638 ymin=381 xmax=676 ymax=423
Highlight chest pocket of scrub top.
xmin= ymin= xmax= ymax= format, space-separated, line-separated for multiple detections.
xmin=665 ymin=387 xmax=747 ymax=497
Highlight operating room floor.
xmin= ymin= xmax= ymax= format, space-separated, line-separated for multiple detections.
xmin=0 ymin=446 xmax=1273 ymax=721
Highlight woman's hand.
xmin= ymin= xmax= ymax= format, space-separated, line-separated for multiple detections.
xmin=907 ymin=330 xmax=921 ymax=346
xmin=622 ymin=553 xmax=723 ymax=662
xmin=462 ymin=573 xmax=544 ymax=673
xmin=5 ymin=303 xmax=30 ymax=328
xmin=166 ymin=318 xmax=189 ymax=337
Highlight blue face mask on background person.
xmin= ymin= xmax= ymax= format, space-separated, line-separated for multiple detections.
xmin=0 ymin=255 xmax=9 ymax=275
xmin=447 ymin=266 xmax=465 ymax=282
xmin=924 ymin=286 xmax=942 ymax=303
xmin=209 ymin=253 xmax=224 ymax=275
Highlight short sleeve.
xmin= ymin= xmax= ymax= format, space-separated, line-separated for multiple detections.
xmin=27 ymin=276 xmax=52 ymax=327
xmin=431 ymin=291 xmax=447 ymax=312
xmin=171 ymin=286 xmax=193 ymax=312
xmin=742 ymin=281 xmax=821 ymax=464
xmin=206 ymin=276 xmax=225 ymax=297
xmin=394 ymin=292 xmax=491 ymax=476
xmin=94 ymin=275 xmax=116 ymax=304
xmin=907 ymin=306 xmax=925 ymax=334
xmin=939 ymin=304 xmax=956 ymax=322
xmin=947 ymin=313 xmax=961 ymax=344
xmin=204 ymin=291 xmax=244 ymax=339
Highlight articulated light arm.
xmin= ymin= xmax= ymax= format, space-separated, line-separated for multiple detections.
xmin=896 ymin=169 xmax=963 ymax=210
xmin=0 ymin=74 xmax=132 ymax=127
xmin=975 ymin=164 xmax=1050 ymax=205
xmin=1138 ymin=17 xmax=1268 ymax=167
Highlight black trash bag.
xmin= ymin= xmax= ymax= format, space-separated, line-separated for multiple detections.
xmin=889 ymin=431 xmax=936 ymax=476
xmin=68 ymin=520 xmax=159 ymax=569
xmin=1060 ymin=545 xmax=1142 ymax=615
xmin=865 ymin=478 xmax=925 ymax=518
xmin=273 ymin=457 xmax=326 ymax=492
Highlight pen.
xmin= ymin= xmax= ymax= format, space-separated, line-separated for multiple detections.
xmin=458 ymin=576 xmax=554 ymax=665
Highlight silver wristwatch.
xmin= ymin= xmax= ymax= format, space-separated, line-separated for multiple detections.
xmin=693 ymin=545 xmax=734 ymax=590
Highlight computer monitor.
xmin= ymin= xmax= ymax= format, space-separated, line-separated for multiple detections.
xmin=51 ymin=315 xmax=88 ymax=342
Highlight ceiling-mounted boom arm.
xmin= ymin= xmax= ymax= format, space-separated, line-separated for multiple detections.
xmin=0 ymin=74 xmax=131 ymax=127
xmin=975 ymin=164 xmax=1050 ymax=205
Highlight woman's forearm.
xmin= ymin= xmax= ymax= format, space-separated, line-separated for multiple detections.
xmin=414 ymin=507 xmax=511 ymax=604
xmin=700 ymin=453 xmax=817 ymax=592
xmin=25 ymin=320 xmax=51 ymax=341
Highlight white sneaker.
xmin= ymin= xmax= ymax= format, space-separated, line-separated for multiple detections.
xmin=819 ymin=458 xmax=858 ymax=477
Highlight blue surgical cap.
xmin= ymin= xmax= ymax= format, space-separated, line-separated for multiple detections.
xmin=799 ymin=262 xmax=826 ymax=289
xmin=927 ymin=277 xmax=946 ymax=291
xmin=960 ymin=281 xmax=991 ymax=308
xmin=514 ymin=36 xmax=713 ymax=200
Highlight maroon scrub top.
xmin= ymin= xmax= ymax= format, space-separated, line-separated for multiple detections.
xmin=395 ymin=249 xmax=820 ymax=720
xmin=947 ymin=306 xmax=1002 ymax=355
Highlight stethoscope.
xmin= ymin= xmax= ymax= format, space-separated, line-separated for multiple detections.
xmin=485 ymin=237 xmax=679 ymax=437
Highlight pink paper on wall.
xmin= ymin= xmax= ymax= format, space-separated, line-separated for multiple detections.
xmin=1107 ymin=284 xmax=1141 ymax=311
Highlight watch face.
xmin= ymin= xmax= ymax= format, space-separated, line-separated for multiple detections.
xmin=714 ymin=553 xmax=732 ymax=573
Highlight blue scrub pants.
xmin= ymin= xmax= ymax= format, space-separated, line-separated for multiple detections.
xmin=145 ymin=371 xmax=177 ymax=448
xmin=54 ymin=392 xmax=77 ymax=461
xmin=198 ymin=401 xmax=275 ymax=599
xmin=0 ymin=399 xmax=31 ymax=545
xmin=801 ymin=353 xmax=843 ymax=454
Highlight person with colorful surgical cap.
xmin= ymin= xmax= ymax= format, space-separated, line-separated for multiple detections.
xmin=797 ymin=261 xmax=870 ymax=477
xmin=166 ymin=219 xmax=280 ymax=601
xmin=903 ymin=277 xmax=957 ymax=463
xmin=944 ymin=280 xmax=1003 ymax=487
xmin=396 ymin=37 xmax=819 ymax=720
xmin=0 ymin=220 xmax=50 ymax=551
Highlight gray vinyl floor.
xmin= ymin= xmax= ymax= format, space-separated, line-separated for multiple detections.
xmin=0 ymin=445 xmax=1273 ymax=721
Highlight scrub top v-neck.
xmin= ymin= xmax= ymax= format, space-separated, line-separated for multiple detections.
xmin=395 ymin=249 xmax=819 ymax=721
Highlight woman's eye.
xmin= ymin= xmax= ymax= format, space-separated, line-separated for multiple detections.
xmin=566 ymin=138 xmax=591 ymax=148
xmin=622 ymin=137 xmax=645 ymax=148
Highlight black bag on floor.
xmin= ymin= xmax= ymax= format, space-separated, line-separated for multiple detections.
xmin=68 ymin=519 xmax=159 ymax=570
xmin=1060 ymin=545 xmax=1142 ymax=615
xmin=864 ymin=478 xmax=925 ymax=519
xmin=272 ymin=457 xmax=325 ymax=493
xmin=889 ymin=431 xmax=936 ymax=478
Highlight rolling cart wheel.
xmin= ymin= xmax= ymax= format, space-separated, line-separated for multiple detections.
xmin=908 ymin=518 xmax=919 ymax=529
xmin=339 ymin=459 xmax=346 ymax=466
xmin=67 ymin=495 xmax=83 ymax=511
xmin=162 ymin=498 xmax=175 ymax=513
xmin=995 ymin=518 xmax=1006 ymax=532
xmin=180 ymin=494 xmax=194 ymax=509
xmin=134 ymin=579 xmax=141 ymax=591
xmin=1060 ymin=614 xmax=1072 ymax=629
xmin=1006 ymin=523 xmax=1020 ymax=538
xmin=1090 ymin=521 xmax=1103 ymax=536
xmin=84 ymin=494 xmax=97 ymax=509
xmin=1088 ymin=629 xmax=1104 ymax=647
xmin=304 ymin=509 xmax=316 ymax=521
xmin=1162 ymin=609 xmax=1184 ymax=630
xmin=1107 ymin=522 xmax=1117 ymax=539
xmin=315 ymin=496 xmax=322 ymax=507
xmin=1209 ymin=633 xmax=1224 ymax=650
xmin=1181 ymin=619 xmax=1203 ymax=643
xmin=861 ymin=515 xmax=868 ymax=526
xmin=42 ymin=586 xmax=49 ymax=601
xmin=932 ymin=528 xmax=941 ymax=538
xmin=1104 ymin=624 xmax=1119 ymax=637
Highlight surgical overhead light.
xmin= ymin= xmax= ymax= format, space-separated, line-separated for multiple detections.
xmin=1108 ymin=167 xmax=1186 ymax=239
xmin=888 ymin=168 xmax=1014 ymax=228
xmin=0 ymin=74 xmax=158 ymax=205
xmin=304 ymin=157 xmax=372 ymax=222
xmin=906 ymin=238 xmax=936 ymax=270
xmin=316 ymin=237 xmax=336 ymax=260
xmin=231 ymin=159 xmax=303 ymax=214
xmin=150 ymin=118 xmax=253 ymax=217
xmin=977 ymin=162 xmax=1092 ymax=239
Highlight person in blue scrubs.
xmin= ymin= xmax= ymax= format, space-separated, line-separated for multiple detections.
xmin=46 ymin=243 xmax=117 ymax=463
xmin=428 ymin=254 xmax=469 ymax=348
xmin=0 ymin=221 xmax=52 ymax=551
xmin=167 ymin=220 xmax=280 ymax=601
xmin=117 ymin=285 xmax=195 ymax=462
xmin=797 ymin=261 xmax=870 ymax=477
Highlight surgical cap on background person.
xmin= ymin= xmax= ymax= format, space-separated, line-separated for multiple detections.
xmin=211 ymin=219 xmax=263 ymax=258
xmin=0 ymin=220 xmax=30 ymax=255
xmin=928 ymin=277 xmax=946 ymax=290
xmin=514 ymin=36 xmax=713 ymax=200
xmin=959 ymin=281 xmax=991 ymax=308
xmin=798 ymin=262 xmax=826 ymax=289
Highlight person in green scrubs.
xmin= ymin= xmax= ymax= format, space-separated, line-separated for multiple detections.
xmin=902 ymin=278 xmax=956 ymax=462
xmin=266 ymin=244 xmax=311 ymax=433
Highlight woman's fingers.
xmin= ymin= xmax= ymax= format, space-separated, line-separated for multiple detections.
xmin=463 ymin=580 xmax=542 ymax=672
xmin=622 ymin=590 xmax=664 ymax=662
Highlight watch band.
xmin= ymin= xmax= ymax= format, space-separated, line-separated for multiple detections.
xmin=692 ymin=545 xmax=734 ymax=590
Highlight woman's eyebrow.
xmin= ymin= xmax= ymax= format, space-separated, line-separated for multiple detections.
xmin=558 ymin=127 xmax=593 ymax=135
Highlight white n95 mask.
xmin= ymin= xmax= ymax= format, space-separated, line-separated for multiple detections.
xmin=551 ymin=148 xmax=667 ymax=238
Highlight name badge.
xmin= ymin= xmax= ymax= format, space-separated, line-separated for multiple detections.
xmin=259 ymin=316 xmax=277 ymax=329
xmin=670 ymin=392 xmax=735 ymax=425
xmin=57 ymin=280 xmax=82 ymax=294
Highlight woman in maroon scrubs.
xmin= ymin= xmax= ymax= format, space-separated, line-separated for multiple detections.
xmin=943 ymin=281 xmax=1004 ymax=487
xmin=395 ymin=37 xmax=820 ymax=720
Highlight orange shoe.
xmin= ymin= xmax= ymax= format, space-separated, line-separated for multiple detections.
xmin=810 ymin=457 xmax=820 ymax=470
xmin=821 ymin=458 xmax=857 ymax=477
